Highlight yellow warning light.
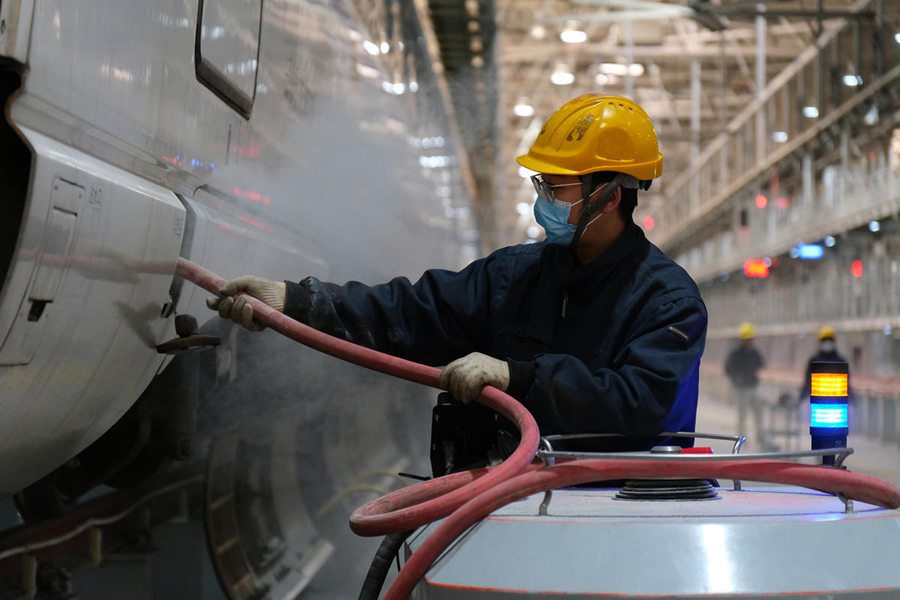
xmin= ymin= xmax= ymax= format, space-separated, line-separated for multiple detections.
xmin=811 ymin=372 xmax=848 ymax=397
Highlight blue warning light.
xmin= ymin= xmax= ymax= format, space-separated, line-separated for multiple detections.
xmin=796 ymin=243 xmax=824 ymax=259
xmin=810 ymin=403 xmax=849 ymax=428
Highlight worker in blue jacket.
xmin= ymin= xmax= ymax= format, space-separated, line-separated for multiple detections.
xmin=209 ymin=94 xmax=708 ymax=450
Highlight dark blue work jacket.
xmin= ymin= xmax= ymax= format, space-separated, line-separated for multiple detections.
xmin=284 ymin=223 xmax=708 ymax=450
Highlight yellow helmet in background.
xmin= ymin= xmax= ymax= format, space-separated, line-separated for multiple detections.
xmin=739 ymin=322 xmax=756 ymax=340
xmin=516 ymin=94 xmax=663 ymax=180
xmin=818 ymin=326 xmax=836 ymax=340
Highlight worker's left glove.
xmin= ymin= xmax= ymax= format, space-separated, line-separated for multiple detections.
xmin=439 ymin=352 xmax=510 ymax=404
xmin=206 ymin=276 xmax=286 ymax=332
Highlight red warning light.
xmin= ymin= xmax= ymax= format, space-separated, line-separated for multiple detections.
xmin=851 ymin=260 xmax=863 ymax=278
xmin=755 ymin=194 xmax=768 ymax=209
xmin=642 ymin=215 xmax=655 ymax=231
xmin=743 ymin=258 xmax=770 ymax=278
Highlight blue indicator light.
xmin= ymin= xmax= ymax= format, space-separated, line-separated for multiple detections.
xmin=797 ymin=243 xmax=824 ymax=259
xmin=811 ymin=403 xmax=848 ymax=428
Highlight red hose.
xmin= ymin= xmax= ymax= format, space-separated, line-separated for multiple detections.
xmin=176 ymin=259 xmax=900 ymax=600
xmin=175 ymin=258 xmax=541 ymax=532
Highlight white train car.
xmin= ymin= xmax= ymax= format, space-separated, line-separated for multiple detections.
xmin=0 ymin=0 xmax=473 ymax=595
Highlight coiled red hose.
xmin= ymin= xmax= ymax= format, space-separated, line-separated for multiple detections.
xmin=177 ymin=259 xmax=900 ymax=600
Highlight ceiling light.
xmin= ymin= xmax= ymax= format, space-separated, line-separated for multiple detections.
xmin=513 ymin=98 xmax=534 ymax=117
xmin=802 ymin=106 xmax=819 ymax=118
xmin=868 ymin=220 xmax=880 ymax=233
xmin=380 ymin=41 xmax=390 ymax=54
xmin=363 ymin=40 xmax=380 ymax=56
xmin=864 ymin=103 xmax=879 ymax=125
xmin=595 ymin=73 xmax=609 ymax=86
xmin=516 ymin=202 xmax=532 ymax=215
xmin=526 ymin=225 xmax=541 ymax=239
xmin=894 ymin=32 xmax=900 ymax=44
xmin=560 ymin=21 xmax=587 ymax=44
xmin=772 ymin=131 xmax=788 ymax=143
xmin=842 ymin=74 xmax=863 ymax=87
xmin=824 ymin=235 xmax=836 ymax=247
xmin=599 ymin=63 xmax=628 ymax=76
xmin=530 ymin=24 xmax=546 ymax=40
xmin=597 ymin=63 xmax=644 ymax=77
xmin=551 ymin=64 xmax=574 ymax=85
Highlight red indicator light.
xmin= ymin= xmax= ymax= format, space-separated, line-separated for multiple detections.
xmin=743 ymin=258 xmax=770 ymax=278
xmin=851 ymin=260 xmax=863 ymax=278
xmin=642 ymin=215 xmax=655 ymax=231
xmin=755 ymin=194 xmax=768 ymax=209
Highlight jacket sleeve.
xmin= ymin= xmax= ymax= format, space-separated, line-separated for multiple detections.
xmin=281 ymin=256 xmax=501 ymax=367
xmin=517 ymin=295 xmax=708 ymax=437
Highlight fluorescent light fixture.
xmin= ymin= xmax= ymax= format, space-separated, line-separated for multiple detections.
xmin=772 ymin=131 xmax=788 ymax=143
xmin=356 ymin=63 xmax=380 ymax=79
xmin=560 ymin=24 xmax=587 ymax=44
xmin=551 ymin=67 xmax=574 ymax=85
xmin=380 ymin=41 xmax=390 ymax=54
xmin=513 ymin=98 xmax=534 ymax=117
xmin=868 ymin=220 xmax=881 ymax=232
xmin=895 ymin=32 xmax=900 ymax=44
xmin=842 ymin=74 xmax=863 ymax=87
xmin=802 ymin=106 xmax=819 ymax=118
xmin=363 ymin=40 xmax=380 ymax=56
xmin=598 ymin=63 xmax=644 ymax=77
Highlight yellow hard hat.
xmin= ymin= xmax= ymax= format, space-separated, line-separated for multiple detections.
xmin=739 ymin=322 xmax=756 ymax=340
xmin=818 ymin=326 xmax=836 ymax=340
xmin=516 ymin=94 xmax=663 ymax=180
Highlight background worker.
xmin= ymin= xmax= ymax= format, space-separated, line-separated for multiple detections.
xmin=800 ymin=326 xmax=851 ymax=401
xmin=209 ymin=94 xmax=708 ymax=451
xmin=724 ymin=322 xmax=770 ymax=449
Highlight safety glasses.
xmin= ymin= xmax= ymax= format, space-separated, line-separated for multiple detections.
xmin=530 ymin=174 xmax=582 ymax=207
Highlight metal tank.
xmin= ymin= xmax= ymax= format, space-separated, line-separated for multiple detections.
xmin=407 ymin=442 xmax=900 ymax=599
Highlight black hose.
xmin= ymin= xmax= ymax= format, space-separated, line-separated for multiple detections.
xmin=358 ymin=530 xmax=414 ymax=600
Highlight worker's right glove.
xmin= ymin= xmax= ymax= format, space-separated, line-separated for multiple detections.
xmin=206 ymin=276 xmax=286 ymax=332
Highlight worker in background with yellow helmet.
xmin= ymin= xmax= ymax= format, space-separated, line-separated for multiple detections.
xmin=724 ymin=322 xmax=771 ymax=450
xmin=210 ymin=94 xmax=708 ymax=453
xmin=800 ymin=326 xmax=850 ymax=401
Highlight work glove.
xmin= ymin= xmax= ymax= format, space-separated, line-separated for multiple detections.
xmin=439 ymin=352 xmax=510 ymax=404
xmin=206 ymin=276 xmax=286 ymax=332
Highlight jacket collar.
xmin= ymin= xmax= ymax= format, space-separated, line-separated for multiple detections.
xmin=553 ymin=222 xmax=649 ymax=292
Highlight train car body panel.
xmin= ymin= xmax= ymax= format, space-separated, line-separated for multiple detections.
xmin=0 ymin=127 xmax=185 ymax=494
xmin=409 ymin=487 xmax=900 ymax=599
